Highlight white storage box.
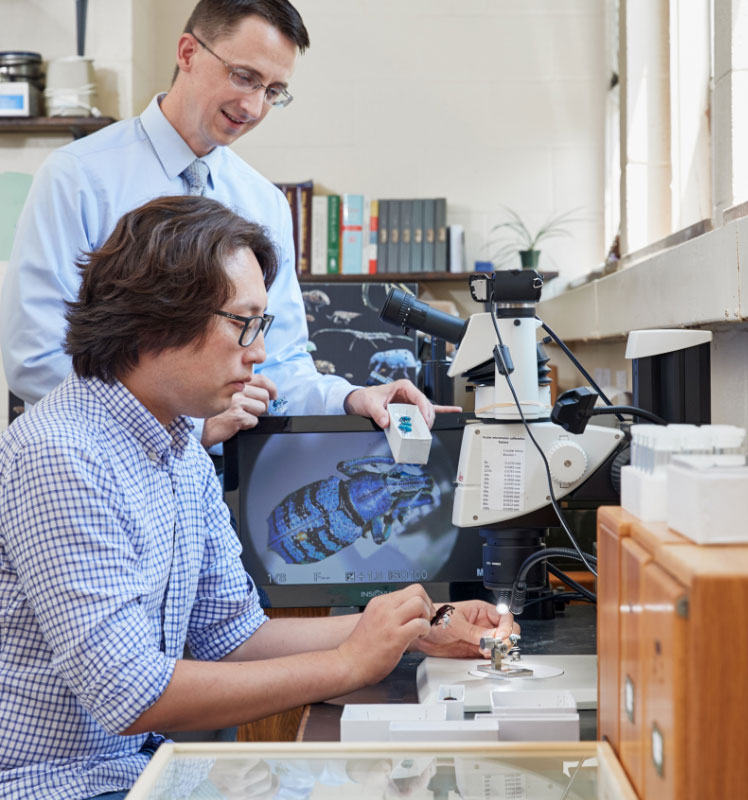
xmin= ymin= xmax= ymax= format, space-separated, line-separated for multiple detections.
xmin=620 ymin=465 xmax=667 ymax=522
xmin=479 ymin=712 xmax=579 ymax=742
xmin=340 ymin=703 xmax=446 ymax=742
xmin=385 ymin=404 xmax=432 ymax=464
xmin=667 ymin=457 xmax=748 ymax=543
xmin=489 ymin=689 xmax=578 ymax=716
xmin=437 ymin=684 xmax=465 ymax=720
xmin=389 ymin=718 xmax=499 ymax=742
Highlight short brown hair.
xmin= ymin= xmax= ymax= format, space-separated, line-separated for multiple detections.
xmin=186 ymin=0 xmax=309 ymax=51
xmin=65 ymin=195 xmax=278 ymax=383
xmin=173 ymin=0 xmax=310 ymax=84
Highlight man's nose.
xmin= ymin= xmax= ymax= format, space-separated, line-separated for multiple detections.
xmin=238 ymin=89 xmax=266 ymax=121
xmin=243 ymin=331 xmax=266 ymax=364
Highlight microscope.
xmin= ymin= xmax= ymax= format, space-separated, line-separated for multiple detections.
xmin=380 ymin=271 xmax=625 ymax=618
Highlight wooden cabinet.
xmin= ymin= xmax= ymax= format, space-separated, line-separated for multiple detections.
xmin=597 ymin=507 xmax=748 ymax=800
xmin=639 ymin=561 xmax=687 ymax=800
xmin=618 ymin=538 xmax=652 ymax=796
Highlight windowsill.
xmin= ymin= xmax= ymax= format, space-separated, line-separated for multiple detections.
xmin=537 ymin=214 xmax=748 ymax=341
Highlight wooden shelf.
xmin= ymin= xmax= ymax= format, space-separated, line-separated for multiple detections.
xmin=299 ymin=270 xmax=558 ymax=284
xmin=0 ymin=116 xmax=116 ymax=135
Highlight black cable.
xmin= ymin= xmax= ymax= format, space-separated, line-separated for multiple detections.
xmin=589 ymin=406 xmax=667 ymax=425
xmin=547 ymin=562 xmax=596 ymax=603
xmin=516 ymin=547 xmax=597 ymax=584
xmin=488 ymin=299 xmax=598 ymax=578
xmin=538 ymin=318 xmax=624 ymax=422
xmin=522 ymin=591 xmax=593 ymax=610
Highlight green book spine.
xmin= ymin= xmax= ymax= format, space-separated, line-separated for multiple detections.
xmin=327 ymin=195 xmax=340 ymax=274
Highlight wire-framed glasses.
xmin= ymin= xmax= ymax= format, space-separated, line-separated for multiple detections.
xmin=193 ymin=34 xmax=294 ymax=108
xmin=215 ymin=310 xmax=274 ymax=347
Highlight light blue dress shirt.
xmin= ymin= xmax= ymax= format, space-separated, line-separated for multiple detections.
xmin=0 ymin=373 xmax=267 ymax=799
xmin=0 ymin=95 xmax=355 ymax=417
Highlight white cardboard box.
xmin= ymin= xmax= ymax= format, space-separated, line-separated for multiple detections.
xmin=340 ymin=703 xmax=446 ymax=742
xmin=667 ymin=459 xmax=748 ymax=543
xmin=389 ymin=718 xmax=500 ymax=742
xmin=385 ymin=403 xmax=432 ymax=464
xmin=489 ymin=689 xmax=578 ymax=716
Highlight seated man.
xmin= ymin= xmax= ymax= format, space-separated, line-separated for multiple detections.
xmin=0 ymin=196 xmax=515 ymax=800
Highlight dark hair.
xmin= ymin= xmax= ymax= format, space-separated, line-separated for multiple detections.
xmin=188 ymin=0 xmax=308 ymax=50
xmin=173 ymin=0 xmax=309 ymax=85
xmin=65 ymin=195 xmax=278 ymax=383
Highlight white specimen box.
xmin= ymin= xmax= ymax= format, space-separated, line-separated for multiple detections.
xmin=667 ymin=457 xmax=748 ymax=543
xmin=385 ymin=403 xmax=432 ymax=464
xmin=489 ymin=689 xmax=578 ymax=716
xmin=620 ymin=465 xmax=667 ymax=522
xmin=437 ymin=684 xmax=465 ymax=720
xmin=483 ymin=689 xmax=580 ymax=742
xmin=389 ymin=718 xmax=500 ymax=742
xmin=340 ymin=703 xmax=446 ymax=742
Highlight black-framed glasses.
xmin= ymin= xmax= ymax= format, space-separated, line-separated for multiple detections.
xmin=215 ymin=310 xmax=274 ymax=347
xmin=192 ymin=34 xmax=294 ymax=108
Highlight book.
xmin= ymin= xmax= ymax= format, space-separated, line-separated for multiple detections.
xmin=422 ymin=198 xmax=436 ymax=272
xmin=410 ymin=199 xmax=424 ymax=273
xmin=340 ymin=193 xmax=364 ymax=274
xmin=368 ymin=198 xmax=379 ymax=274
xmin=296 ymin=180 xmax=314 ymax=275
xmin=399 ymin=199 xmax=412 ymax=273
xmin=387 ymin=199 xmax=400 ymax=273
xmin=434 ymin=197 xmax=447 ymax=272
xmin=311 ymin=195 xmax=328 ymax=275
xmin=378 ymin=199 xmax=389 ymax=273
xmin=327 ymin=194 xmax=340 ymax=274
xmin=448 ymin=224 xmax=466 ymax=272
xmin=275 ymin=182 xmax=300 ymax=273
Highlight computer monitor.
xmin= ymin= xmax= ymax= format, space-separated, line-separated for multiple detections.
xmin=223 ymin=413 xmax=485 ymax=607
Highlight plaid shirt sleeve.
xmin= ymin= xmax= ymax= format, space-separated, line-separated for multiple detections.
xmin=186 ymin=460 xmax=267 ymax=661
xmin=0 ymin=435 xmax=176 ymax=735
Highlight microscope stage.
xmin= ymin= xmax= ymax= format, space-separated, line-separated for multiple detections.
xmin=417 ymin=654 xmax=597 ymax=712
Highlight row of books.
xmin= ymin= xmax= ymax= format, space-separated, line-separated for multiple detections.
xmin=275 ymin=181 xmax=450 ymax=275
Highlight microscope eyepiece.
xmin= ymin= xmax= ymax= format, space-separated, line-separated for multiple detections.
xmin=379 ymin=288 xmax=468 ymax=345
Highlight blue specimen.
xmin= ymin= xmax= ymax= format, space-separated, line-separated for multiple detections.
xmin=267 ymin=456 xmax=436 ymax=564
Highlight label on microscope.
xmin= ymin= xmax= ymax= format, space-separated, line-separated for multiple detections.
xmin=480 ymin=434 xmax=526 ymax=512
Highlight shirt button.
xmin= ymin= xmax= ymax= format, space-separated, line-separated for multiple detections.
xmin=149 ymin=451 xmax=160 ymax=463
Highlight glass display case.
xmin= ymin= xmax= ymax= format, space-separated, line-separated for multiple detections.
xmin=127 ymin=741 xmax=637 ymax=799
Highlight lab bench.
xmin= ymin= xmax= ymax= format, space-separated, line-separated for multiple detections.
xmin=298 ymin=604 xmax=597 ymax=743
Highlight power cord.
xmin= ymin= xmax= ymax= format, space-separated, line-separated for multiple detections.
xmin=488 ymin=298 xmax=598 ymax=580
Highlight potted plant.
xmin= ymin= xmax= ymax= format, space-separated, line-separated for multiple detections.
xmin=488 ymin=207 xmax=580 ymax=269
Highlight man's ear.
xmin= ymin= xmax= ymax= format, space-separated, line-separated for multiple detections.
xmin=175 ymin=33 xmax=200 ymax=74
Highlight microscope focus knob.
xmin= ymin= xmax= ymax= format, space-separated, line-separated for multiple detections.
xmin=548 ymin=440 xmax=588 ymax=486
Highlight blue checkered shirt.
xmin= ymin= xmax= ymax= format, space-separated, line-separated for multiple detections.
xmin=0 ymin=375 xmax=267 ymax=799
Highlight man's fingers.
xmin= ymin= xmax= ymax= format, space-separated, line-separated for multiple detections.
xmin=247 ymin=372 xmax=278 ymax=397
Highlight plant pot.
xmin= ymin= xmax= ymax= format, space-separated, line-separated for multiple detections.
xmin=519 ymin=249 xmax=540 ymax=269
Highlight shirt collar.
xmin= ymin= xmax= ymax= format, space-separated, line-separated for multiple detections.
xmin=139 ymin=93 xmax=221 ymax=185
xmin=83 ymin=376 xmax=194 ymax=462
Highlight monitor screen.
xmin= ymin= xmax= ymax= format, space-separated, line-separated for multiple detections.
xmin=223 ymin=413 xmax=485 ymax=607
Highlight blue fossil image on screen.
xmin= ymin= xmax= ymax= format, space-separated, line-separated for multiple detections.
xmin=243 ymin=431 xmax=458 ymax=586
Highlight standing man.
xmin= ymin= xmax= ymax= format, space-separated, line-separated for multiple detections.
xmin=0 ymin=0 xmax=456 ymax=447
xmin=0 ymin=196 xmax=513 ymax=800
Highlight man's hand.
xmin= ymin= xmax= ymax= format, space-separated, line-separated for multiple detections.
xmin=343 ymin=379 xmax=461 ymax=429
xmin=411 ymin=599 xmax=520 ymax=659
xmin=201 ymin=374 xmax=277 ymax=448
xmin=336 ymin=584 xmax=432 ymax=687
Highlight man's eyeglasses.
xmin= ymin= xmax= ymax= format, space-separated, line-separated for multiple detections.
xmin=192 ymin=34 xmax=294 ymax=108
xmin=215 ymin=310 xmax=274 ymax=347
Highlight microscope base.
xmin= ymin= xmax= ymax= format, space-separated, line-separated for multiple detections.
xmin=416 ymin=654 xmax=597 ymax=712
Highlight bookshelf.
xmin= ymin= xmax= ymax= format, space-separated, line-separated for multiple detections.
xmin=0 ymin=116 xmax=116 ymax=136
